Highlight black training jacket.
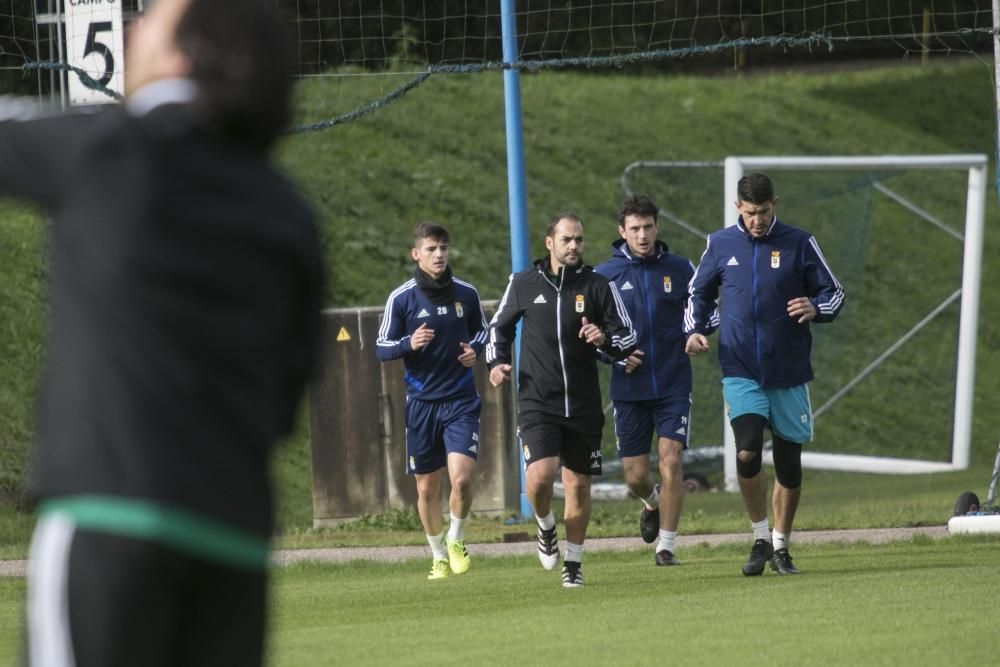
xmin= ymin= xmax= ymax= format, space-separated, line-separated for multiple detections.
xmin=0 ymin=96 xmax=324 ymax=539
xmin=486 ymin=258 xmax=637 ymax=419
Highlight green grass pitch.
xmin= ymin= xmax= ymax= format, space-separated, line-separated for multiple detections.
xmin=266 ymin=537 xmax=999 ymax=666
xmin=4 ymin=537 xmax=999 ymax=664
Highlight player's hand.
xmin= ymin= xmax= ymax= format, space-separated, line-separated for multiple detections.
xmin=623 ymin=349 xmax=645 ymax=374
xmin=787 ymin=297 xmax=817 ymax=323
xmin=489 ymin=364 xmax=512 ymax=387
xmin=685 ymin=333 xmax=710 ymax=356
xmin=457 ymin=342 xmax=477 ymax=367
xmin=410 ymin=323 xmax=435 ymax=350
xmin=579 ymin=316 xmax=606 ymax=347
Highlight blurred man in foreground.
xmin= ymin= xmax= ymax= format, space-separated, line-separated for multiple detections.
xmin=0 ymin=1 xmax=325 ymax=664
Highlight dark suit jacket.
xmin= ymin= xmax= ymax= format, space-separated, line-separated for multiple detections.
xmin=0 ymin=99 xmax=324 ymax=538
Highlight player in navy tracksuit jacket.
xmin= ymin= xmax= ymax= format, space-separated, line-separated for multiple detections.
xmin=684 ymin=173 xmax=844 ymax=576
xmin=595 ymin=194 xmax=717 ymax=566
xmin=376 ymin=223 xmax=488 ymax=579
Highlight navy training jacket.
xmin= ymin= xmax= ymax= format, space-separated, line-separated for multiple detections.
xmin=595 ymin=239 xmax=709 ymax=402
xmin=684 ymin=217 xmax=845 ymax=389
xmin=376 ymin=277 xmax=488 ymax=401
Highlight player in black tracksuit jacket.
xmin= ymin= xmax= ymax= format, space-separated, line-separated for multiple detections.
xmin=486 ymin=213 xmax=636 ymax=588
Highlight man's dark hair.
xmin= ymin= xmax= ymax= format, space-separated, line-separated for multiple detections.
xmin=413 ymin=222 xmax=449 ymax=245
xmin=618 ymin=194 xmax=659 ymax=226
xmin=546 ymin=211 xmax=583 ymax=237
xmin=737 ymin=173 xmax=775 ymax=204
xmin=174 ymin=0 xmax=294 ymax=152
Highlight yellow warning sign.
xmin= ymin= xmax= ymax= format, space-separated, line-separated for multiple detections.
xmin=336 ymin=326 xmax=351 ymax=342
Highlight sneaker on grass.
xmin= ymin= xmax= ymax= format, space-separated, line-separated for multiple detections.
xmin=655 ymin=549 xmax=679 ymax=566
xmin=537 ymin=524 xmax=559 ymax=571
xmin=639 ymin=505 xmax=660 ymax=544
xmin=447 ymin=538 xmax=471 ymax=575
xmin=770 ymin=548 xmax=800 ymax=575
xmin=741 ymin=539 xmax=774 ymax=577
xmin=427 ymin=558 xmax=449 ymax=581
xmin=561 ymin=561 xmax=584 ymax=588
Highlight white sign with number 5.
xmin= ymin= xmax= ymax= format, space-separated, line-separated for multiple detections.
xmin=65 ymin=0 xmax=124 ymax=106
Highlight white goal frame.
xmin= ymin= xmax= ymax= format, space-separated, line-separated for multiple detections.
xmin=721 ymin=155 xmax=989 ymax=491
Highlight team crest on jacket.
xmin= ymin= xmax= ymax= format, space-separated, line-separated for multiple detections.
xmin=771 ymin=251 xmax=781 ymax=269
xmin=575 ymin=294 xmax=585 ymax=312
xmin=455 ymin=301 xmax=464 ymax=318
xmin=662 ymin=276 xmax=672 ymax=293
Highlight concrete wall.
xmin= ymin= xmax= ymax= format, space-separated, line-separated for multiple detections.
xmin=308 ymin=303 xmax=518 ymax=527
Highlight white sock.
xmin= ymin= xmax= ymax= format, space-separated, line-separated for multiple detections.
xmin=772 ymin=530 xmax=789 ymax=552
xmin=565 ymin=541 xmax=584 ymax=563
xmin=447 ymin=512 xmax=467 ymax=542
xmin=641 ymin=486 xmax=659 ymax=511
xmin=427 ymin=531 xmax=447 ymax=561
xmin=751 ymin=518 xmax=771 ymax=542
xmin=656 ymin=529 xmax=677 ymax=554
xmin=536 ymin=513 xmax=556 ymax=531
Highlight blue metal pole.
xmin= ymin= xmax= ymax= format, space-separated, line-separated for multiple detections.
xmin=499 ymin=0 xmax=533 ymax=521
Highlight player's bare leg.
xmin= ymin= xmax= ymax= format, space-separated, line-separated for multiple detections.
xmin=772 ymin=481 xmax=800 ymax=535
xmin=526 ymin=456 xmax=559 ymax=518
xmin=527 ymin=456 xmax=561 ymax=570
xmin=445 ymin=453 xmax=476 ymax=574
xmin=738 ymin=460 xmax=768 ymax=524
xmin=415 ymin=469 xmax=445 ymax=537
xmin=738 ymin=451 xmax=773 ymax=576
xmin=658 ymin=438 xmax=684 ymax=530
xmin=624 ymin=452 xmax=661 ymax=544
xmin=446 ymin=452 xmax=476 ymax=520
xmin=622 ymin=453 xmax=654 ymax=502
xmin=560 ymin=466 xmax=591 ymax=587
xmin=769 ymin=481 xmax=802 ymax=574
xmin=561 ymin=467 xmax=592 ymax=547
xmin=654 ymin=438 xmax=684 ymax=565
xmin=415 ymin=470 xmax=449 ymax=579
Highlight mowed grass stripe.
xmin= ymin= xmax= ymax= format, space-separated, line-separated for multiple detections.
xmin=266 ymin=537 xmax=999 ymax=666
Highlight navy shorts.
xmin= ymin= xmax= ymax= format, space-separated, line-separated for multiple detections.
xmin=517 ymin=410 xmax=603 ymax=476
xmin=404 ymin=394 xmax=481 ymax=475
xmin=613 ymin=395 xmax=691 ymax=458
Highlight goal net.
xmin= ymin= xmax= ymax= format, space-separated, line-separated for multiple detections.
xmin=282 ymin=1 xmax=993 ymax=132
xmin=4 ymin=3 xmax=994 ymax=123
xmin=288 ymin=1 xmax=993 ymax=73
xmin=0 ymin=1 xmax=36 ymax=95
xmin=621 ymin=155 xmax=988 ymax=491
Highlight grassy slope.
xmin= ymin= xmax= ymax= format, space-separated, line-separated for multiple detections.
xmin=0 ymin=60 xmax=997 ymax=543
xmin=278 ymin=57 xmax=1000 ymax=529
xmin=0 ymin=204 xmax=44 ymax=502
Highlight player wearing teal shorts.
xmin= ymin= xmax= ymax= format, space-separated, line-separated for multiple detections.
xmin=722 ymin=378 xmax=814 ymax=445
xmin=685 ymin=173 xmax=844 ymax=576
